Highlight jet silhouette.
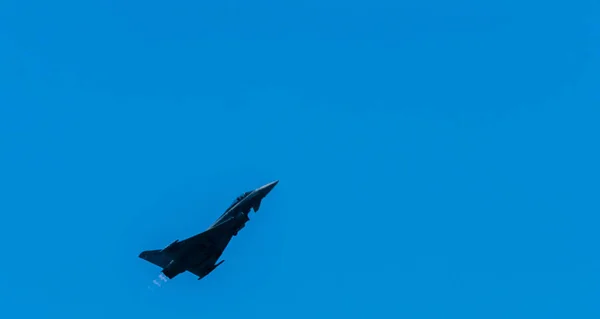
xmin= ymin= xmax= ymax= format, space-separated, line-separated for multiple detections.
xmin=139 ymin=180 xmax=279 ymax=280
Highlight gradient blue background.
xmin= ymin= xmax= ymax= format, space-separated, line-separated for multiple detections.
xmin=1 ymin=1 xmax=599 ymax=318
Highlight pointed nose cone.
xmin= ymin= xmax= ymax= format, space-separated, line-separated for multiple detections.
xmin=259 ymin=180 xmax=279 ymax=196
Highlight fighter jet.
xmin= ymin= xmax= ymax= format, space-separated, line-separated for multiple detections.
xmin=139 ymin=180 xmax=279 ymax=281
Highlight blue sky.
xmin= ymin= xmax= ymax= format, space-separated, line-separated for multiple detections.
xmin=1 ymin=0 xmax=599 ymax=318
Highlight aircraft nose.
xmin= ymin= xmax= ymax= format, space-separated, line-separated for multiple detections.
xmin=260 ymin=180 xmax=279 ymax=195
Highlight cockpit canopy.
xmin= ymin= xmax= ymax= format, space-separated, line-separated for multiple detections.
xmin=227 ymin=191 xmax=251 ymax=209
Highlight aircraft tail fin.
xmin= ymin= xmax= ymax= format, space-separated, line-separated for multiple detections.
xmin=139 ymin=249 xmax=173 ymax=269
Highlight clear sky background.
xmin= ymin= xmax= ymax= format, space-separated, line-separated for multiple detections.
xmin=1 ymin=1 xmax=599 ymax=318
